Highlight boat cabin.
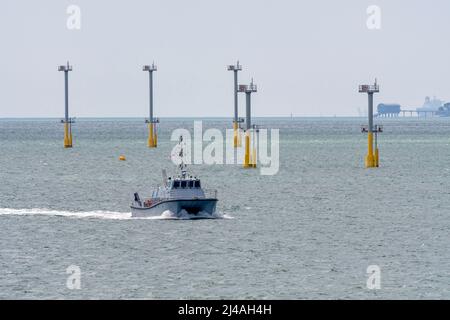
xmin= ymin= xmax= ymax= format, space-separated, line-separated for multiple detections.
xmin=170 ymin=178 xmax=201 ymax=189
xmin=148 ymin=176 xmax=206 ymax=201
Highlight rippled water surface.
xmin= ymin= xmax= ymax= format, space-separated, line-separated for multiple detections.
xmin=1 ymin=118 xmax=449 ymax=299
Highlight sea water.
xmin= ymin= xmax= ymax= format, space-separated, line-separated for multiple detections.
xmin=0 ymin=117 xmax=449 ymax=299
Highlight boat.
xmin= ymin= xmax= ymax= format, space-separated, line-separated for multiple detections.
xmin=130 ymin=136 xmax=218 ymax=218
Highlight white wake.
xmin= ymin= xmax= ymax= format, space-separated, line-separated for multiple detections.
xmin=0 ymin=208 xmax=131 ymax=220
xmin=0 ymin=208 xmax=232 ymax=220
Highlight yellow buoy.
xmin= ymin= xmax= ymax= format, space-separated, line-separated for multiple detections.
xmin=119 ymin=155 xmax=126 ymax=161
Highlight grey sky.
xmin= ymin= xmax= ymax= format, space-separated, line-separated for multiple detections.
xmin=1 ymin=0 xmax=449 ymax=117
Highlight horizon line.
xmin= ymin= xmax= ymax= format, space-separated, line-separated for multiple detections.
xmin=0 ymin=115 xmax=364 ymax=120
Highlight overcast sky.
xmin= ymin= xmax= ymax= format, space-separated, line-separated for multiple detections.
xmin=1 ymin=0 xmax=449 ymax=117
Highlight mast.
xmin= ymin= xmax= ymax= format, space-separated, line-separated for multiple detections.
xmin=178 ymin=135 xmax=187 ymax=178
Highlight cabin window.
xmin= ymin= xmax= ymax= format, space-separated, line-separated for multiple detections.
xmin=194 ymin=180 xmax=201 ymax=188
xmin=180 ymin=180 xmax=187 ymax=188
xmin=188 ymin=181 xmax=194 ymax=188
xmin=173 ymin=181 xmax=180 ymax=188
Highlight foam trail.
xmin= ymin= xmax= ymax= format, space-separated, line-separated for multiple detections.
xmin=0 ymin=208 xmax=131 ymax=220
xmin=0 ymin=208 xmax=233 ymax=220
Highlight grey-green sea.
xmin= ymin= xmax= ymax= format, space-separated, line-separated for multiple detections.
xmin=0 ymin=117 xmax=449 ymax=299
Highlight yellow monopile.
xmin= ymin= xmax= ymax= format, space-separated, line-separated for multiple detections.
xmin=148 ymin=123 xmax=156 ymax=148
xmin=243 ymin=131 xmax=251 ymax=168
xmin=365 ymin=132 xmax=375 ymax=168
xmin=64 ymin=123 xmax=72 ymax=148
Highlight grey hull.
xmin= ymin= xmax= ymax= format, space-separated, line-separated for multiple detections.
xmin=131 ymin=198 xmax=218 ymax=218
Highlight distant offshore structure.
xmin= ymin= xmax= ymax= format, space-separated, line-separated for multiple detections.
xmin=376 ymin=104 xmax=401 ymax=117
xmin=375 ymin=96 xmax=449 ymax=118
xmin=421 ymin=96 xmax=450 ymax=117
xmin=417 ymin=96 xmax=444 ymax=114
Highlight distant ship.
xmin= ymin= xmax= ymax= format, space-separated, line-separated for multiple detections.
xmin=416 ymin=96 xmax=444 ymax=115
xmin=130 ymin=136 xmax=218 ymax=218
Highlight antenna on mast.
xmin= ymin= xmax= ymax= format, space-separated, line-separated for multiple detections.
xmin=177 ymin=135 xmax=187 ymax=178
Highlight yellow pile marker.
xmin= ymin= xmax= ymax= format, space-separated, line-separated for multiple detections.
xmin=63 ymin=121 xmax=73 ymax=148
xmin=366 ymin=131 xmax=375 ymax=167
xmin=58 ymin=62 xmax=74 ymax=148
xmin=147 ymin=122 xmax=157 ymax=148
xmin=359 ymin=80 xmax=382 ymax=168
xmin=244 ymin=130 xmax=251 ymax=168
xmin=373 ymin=125 xmax=382 ymax=167
xmin=238 ymin=79 xmax=258 ymax=169
xmin=143 ymin=63 xmax=158 ymax=148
